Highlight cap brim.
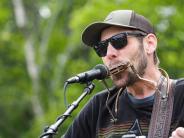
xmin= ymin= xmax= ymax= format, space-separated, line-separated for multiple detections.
xmin=82 ymin=22 xmax=137 ymax=46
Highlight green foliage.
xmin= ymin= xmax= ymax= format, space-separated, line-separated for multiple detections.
xmin=1 ymin=0 xmax=184 ymax=137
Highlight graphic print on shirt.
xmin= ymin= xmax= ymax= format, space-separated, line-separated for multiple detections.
xmin=98 ymin=119 xmax=148 ymax=138
xmin=121 ymin=119 xmax=147 ymax=137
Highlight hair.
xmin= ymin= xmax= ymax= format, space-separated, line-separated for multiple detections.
xmin=136 ymin=36 xmax=160 ymax=66
xmin=153 ymin=51 xmax=160 ymax=66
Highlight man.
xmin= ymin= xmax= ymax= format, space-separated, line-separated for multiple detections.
xmin=64 ymin=10 xmax=184 ymax=138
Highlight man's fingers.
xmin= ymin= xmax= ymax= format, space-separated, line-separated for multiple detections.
xmin=176 ymin=127 xmax=184 ymax=137
xmin=171 ymin=127 xmax=184 ymax=138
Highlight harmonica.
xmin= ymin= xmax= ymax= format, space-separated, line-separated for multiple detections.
xmin=109 ymin=62 xmax=131 ymax=75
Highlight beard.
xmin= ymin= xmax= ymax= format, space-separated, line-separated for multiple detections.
xmin=110 ymin=43 xmax=148 ymax=88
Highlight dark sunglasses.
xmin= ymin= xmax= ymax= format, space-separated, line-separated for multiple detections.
xmin=93 ymin=31 xmax=147 ymax=57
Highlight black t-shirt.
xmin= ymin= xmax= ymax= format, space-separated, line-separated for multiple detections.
xmin=64 ymin=79 xmax=184 ymax=138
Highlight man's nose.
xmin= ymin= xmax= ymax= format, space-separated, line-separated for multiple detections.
xmin=105 ymin=44 xmax=118 ymax=59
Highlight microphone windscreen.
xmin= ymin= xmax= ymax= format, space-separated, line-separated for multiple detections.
xmin=94 ymin=64 xmax=109 ymax=79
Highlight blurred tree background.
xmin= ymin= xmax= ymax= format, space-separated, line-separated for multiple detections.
xmin=0 ymin=0 xmax=184 ymax=137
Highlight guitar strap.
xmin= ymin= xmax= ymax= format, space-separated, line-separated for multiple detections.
xmin=148 ymin=76 xmax=176 ymax=138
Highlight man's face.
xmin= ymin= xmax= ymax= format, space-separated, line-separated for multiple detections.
xmin=100 ymin=26 xmax=148 ymax=88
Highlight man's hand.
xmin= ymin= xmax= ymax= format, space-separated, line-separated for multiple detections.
xmin=170 ymin=127 xmax=184 ymax=138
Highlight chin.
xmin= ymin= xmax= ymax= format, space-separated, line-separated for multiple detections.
xmin=112 ymin=73 xmax=129 ymax=88
xmin=114 ymin=80 xmax=127 ymax=88
xmin=112 ymin=70 xmax=138 ymax=88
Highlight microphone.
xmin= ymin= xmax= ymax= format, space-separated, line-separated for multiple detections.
xmin=66 ymin=64 xmax=109 ymax=84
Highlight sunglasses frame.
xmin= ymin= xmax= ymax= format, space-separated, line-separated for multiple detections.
xmin=93 ymin=31 xmax=147 ymax=57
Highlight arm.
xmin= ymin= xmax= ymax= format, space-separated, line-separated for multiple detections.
xmin=170 ymin=79 xmax=184 ymax=138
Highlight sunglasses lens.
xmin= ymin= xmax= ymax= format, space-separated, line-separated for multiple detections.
xmin=110 ymin=34 xmax=127 ymax=49
xmin=93 ymin=32 xmax=132 ymax=57
xmin=94 ymin=41 xmax=108 ymax=57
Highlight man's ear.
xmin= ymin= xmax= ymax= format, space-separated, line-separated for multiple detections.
xmin=143 ymin=33 xmax=157 ymax=54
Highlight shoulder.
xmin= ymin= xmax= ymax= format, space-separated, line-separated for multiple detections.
xmin=173 ymin=78 xmax=184 ymax=98
xmin=174 ymin=78 xmax=184 ymax=91
xmin=175 ymin=78 xmax=184 ymax=87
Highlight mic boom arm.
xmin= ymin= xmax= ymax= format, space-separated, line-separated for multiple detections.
xmin=40 ymin=82 xmax=95 ymax=138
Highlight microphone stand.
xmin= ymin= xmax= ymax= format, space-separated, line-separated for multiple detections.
xmin=40 ymin=82 xmax=95 ymax=138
